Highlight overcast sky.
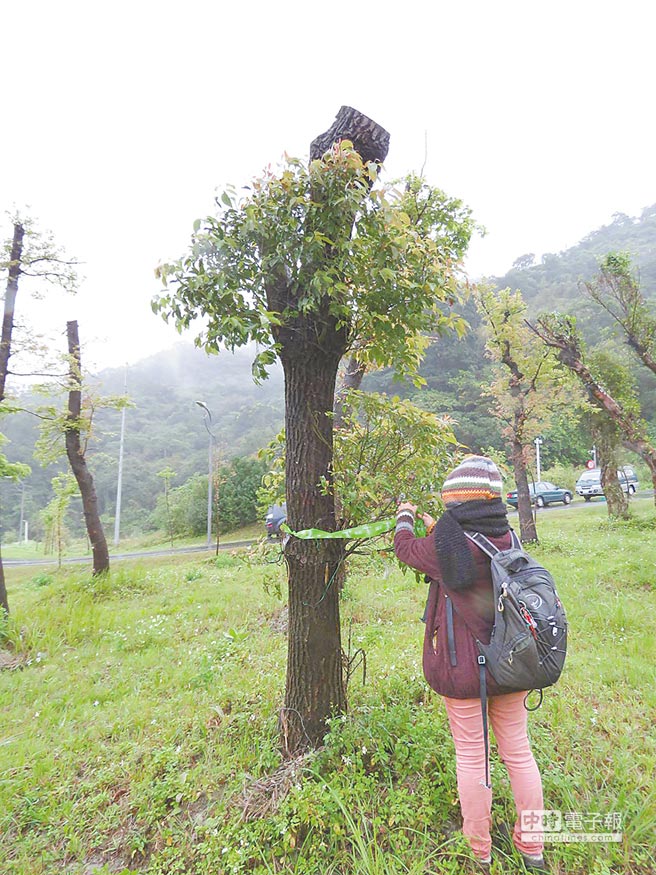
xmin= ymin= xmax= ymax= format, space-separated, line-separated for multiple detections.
xmin=2 ymin=0 xmax=655 ymax=373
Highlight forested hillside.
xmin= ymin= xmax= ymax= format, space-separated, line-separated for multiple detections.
xmin=2 ymin=206 xmax=655 ymax=543
xmin=1 ymin=345 xmax=284 ymax=540
xmin=494 ymin=205 xmax=656 ymax=319
xmin=369 ymin=204 xmax=656 ymax=459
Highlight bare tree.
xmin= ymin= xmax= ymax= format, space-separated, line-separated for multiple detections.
xmin=65 ymin=321 xmax=110 ymax=575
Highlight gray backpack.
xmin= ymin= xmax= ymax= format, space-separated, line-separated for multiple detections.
xmin=463 ymin=530 xmax=567 ymax=786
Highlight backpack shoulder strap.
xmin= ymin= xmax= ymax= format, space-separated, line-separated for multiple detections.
xmin=464 ymin=529 xmax=521 ymax=556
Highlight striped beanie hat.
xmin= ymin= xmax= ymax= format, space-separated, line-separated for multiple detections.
xmin=441 ymin=455 xmax=503 ymax=505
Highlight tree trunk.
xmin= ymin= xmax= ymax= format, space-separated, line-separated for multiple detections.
xmin=0 ymin=546 xmax=7 ymax=617
xmin=511 ymin=435 xmax=538 ymax=542
xmin=594 ymin=424 xmax=628 ymax=518
xmin=281 ymin=348 xmax=346 ymax=754
xmin=0 ymin=224 xmax=25 ymax=616
xmin=0 ymin=223 xmax=24 ymax=402
xmin=65 ymin=321 xmax=110 ymax=575
xmin=274 ymin=108 xmax=390 ymax=755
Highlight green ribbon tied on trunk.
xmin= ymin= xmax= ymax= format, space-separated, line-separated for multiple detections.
xmin=280 ymin=516 xmax=427 ymax=540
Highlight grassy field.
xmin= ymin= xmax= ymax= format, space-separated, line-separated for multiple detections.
xmin=1 ymin=502 xmax=655 ymax=874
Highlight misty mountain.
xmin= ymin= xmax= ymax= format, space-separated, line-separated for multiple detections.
xmin=1 ymin=343 xmax=285 ymax=539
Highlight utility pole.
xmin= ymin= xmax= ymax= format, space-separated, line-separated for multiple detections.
xmin=534 ymin=437 xmax=543 ymax=481
xmin=196 ymin=401 xmax=215 ymax=548
xmin=19 ymin=483 xmax=26 ymax=543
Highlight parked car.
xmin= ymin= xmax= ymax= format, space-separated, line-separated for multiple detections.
xmin=265 ymin=503 xmax=287 ymax=537
xmin=506 ymin=481 xmax=573 ymax=508
xmin=575 ymin=466 xmax=638 ymax=501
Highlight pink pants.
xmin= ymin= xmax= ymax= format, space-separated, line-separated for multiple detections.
xmin=443 ymin=692 xmax=544 ymax=861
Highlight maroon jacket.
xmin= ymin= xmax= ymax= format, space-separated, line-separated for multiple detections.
xmin=394 ymin=526 xmax=514 ymax=699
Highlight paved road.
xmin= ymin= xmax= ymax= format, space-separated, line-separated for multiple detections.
xmin=6 ymin=491 xmax=653 ymax=567
xmin=3 ymin=540 xmax=256 ymax=568
xmin=507 ymin=489 xmax=653 ymax=514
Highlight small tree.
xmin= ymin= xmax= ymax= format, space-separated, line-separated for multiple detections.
xmin=41 ymin=473 xmax=78 ymax=566
xmin=157 ymin=467 xmax=177 ymax=547
xmin=474 ymin=286 xmax=577 ymax=541
xmin=532 ymin=313 xmax=656 ymax=505
xmin=583 ymin=252 xmax=656 ymax=375
xmin=260 ymin=390 xmax=460 ymax=536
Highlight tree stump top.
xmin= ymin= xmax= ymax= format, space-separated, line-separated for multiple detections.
xmin=310 ymin=106 xmax=390 ymax=165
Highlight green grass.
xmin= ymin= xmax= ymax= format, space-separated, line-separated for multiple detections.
xmin=1 ymin=501 xmax=655 ymax=874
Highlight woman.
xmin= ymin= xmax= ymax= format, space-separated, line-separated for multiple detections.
xmin=394 ymin=455 xmax=546 ymax=871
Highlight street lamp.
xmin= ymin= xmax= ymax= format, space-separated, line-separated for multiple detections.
xmin=534 ymin=437 xmax=543 ymax=481
xmin=196 ymin=401 xmax=216 ymax=548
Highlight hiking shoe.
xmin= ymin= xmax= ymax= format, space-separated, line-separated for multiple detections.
xmin=521 ymin=852 xmax=547 ymax=871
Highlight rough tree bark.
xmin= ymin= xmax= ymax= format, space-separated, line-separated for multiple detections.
xmin=277 ymin=107 xmax=390 ymax=755
xmin=594 ymin=423 xmax=629 ymax=518
xmin=511 ymin=427 xmax=538 ymax=542
xmin=65 ymin=321 xmax=110 ymax=575
xmin=0 ymin=224 xmax=24 ymax=402
xmin=0 ymin=223 xmax=25 ymax=615
xmin=498 ymin=338 xmax=539 ymax=542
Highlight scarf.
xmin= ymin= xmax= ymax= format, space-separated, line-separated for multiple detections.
xmin=433 ymin=498 xmax=510 ymax=591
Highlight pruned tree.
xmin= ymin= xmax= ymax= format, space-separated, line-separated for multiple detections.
xmin=532 ymin=313 xmax=656 ymax=505
xmin=474 ymin=286 xmax=577 ymax=542
xmin=153 ymin=106 xmax=477 ymax=753
xmin=583 ymin=252 xmax=656 ymax=375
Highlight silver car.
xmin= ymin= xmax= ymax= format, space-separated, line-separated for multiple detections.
xmin=575 ymin=466 xmax=638 ymax=501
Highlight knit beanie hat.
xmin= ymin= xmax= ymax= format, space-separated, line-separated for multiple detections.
xmin=441 ymin=455 xmax=503 ymax=506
